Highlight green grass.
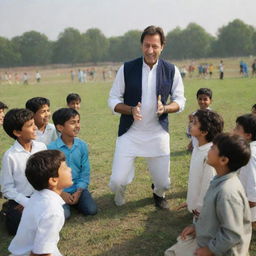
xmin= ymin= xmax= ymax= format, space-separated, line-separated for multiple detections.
xmin=0 ymin=75 xmax=256 ymax=256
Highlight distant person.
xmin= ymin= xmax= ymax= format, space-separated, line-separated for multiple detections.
xmin=48 ymin=108 xmax=97 ymax=219
xmin=26 ymin=97 xmax=58 ymax=145
xmin=0 ymin=101 xmax=8 ymax=125
xmin=0 ymin=108 xmax=46 ymax=235
xmin=66 ymin=93 xmax=81 ymax=111
xmin=242 ymin=62 xmax=248 ymax=77
xmin=23 ymin=72 xmax=28 ymax=85
xmin=71 ymin=70 xmax=75 ymax=82
xmin=219 ymin=60 xmax=224 ymax=79
xmin=14 ymin=73 xmax=20 ymax=84
xmin=240 ymin=60 xmax=244 ymax=75
xmin=208 ymin=63 xmax=213 ymax=78
xmin=252 ymin=59 xmax=256 ymax=77
xmin=108 ymin=25 xmax=185 ymax=209
xmin=35 ymin=71 xmax=41 ymax=83
xmin=8 ymin=150 xmax=72 ymax=256
xmin=165 ymin=133 xmax=251 ymax=256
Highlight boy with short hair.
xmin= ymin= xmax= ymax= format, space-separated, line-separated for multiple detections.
xmin=165 ymin=133 xmax=251 ymax=256
xmin=48 ymin=108 xmax=97 ymax=219
xmin=251 ymin=104 xmax=256 ymax=115
xmin=9 ymin=149 xmax=72 ymax=256
xmin=0 ymin=108 xmax=47 ymax=235
xmin=26 ymin=97 xmax=57 ymax=145
xmin=233 ymin=114 xmax=256 ymax=225
xmin=187 ymin=88 xmax=213 ymax=151
xmin=179 ymin=109 xmax=224 ymax=220
xmin=66 ymin=93 xmax=81 ymax=111
xmin=0 ymin=101 xmax=8 ymax=125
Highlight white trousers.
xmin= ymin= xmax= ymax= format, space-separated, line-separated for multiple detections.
xmin=109 ymin=151 xmax=170 ymax=197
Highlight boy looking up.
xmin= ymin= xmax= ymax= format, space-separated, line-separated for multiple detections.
xmin=26 ymin=97 xmax=57 ymax=145
xmin=0 ymin=101 xmax=8 ymax=125
xmin=48 ymin=108 xmax=97 ymax=219
xmin=233 ymin=114 xmax=256 ymax=225
xmin=165 ymin=134 xmax=251 ymax=256
xmin=1 ymin=108 xmax=46 ymax=235
xmin=66 ymin=93 xmax=81 ymax=111
xmin=9 ymin=150 xmax=72 ymax=256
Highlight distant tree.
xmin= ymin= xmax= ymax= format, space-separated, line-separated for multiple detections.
xmin=12 ymin=31 xmax=52 ymax=66
xmin=107 ymin=36 xmax=123 ymax=62
xmin=0 ymin=37 xmax=21 ymax=67
xmin=213 ymin=19 xmax=255 ymax=57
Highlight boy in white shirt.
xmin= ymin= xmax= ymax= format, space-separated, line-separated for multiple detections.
xmin=9 ymin=149 xmax=73 ymax=256
xmin=0 ymin=108 xmax=46 ymax=235
xmin=26 ymin=97 xmax=57 ymax=146
xmin=233 ymin=113 xmax=256 ymax=226
xmin=178 ymin=109 xmax=224 ymax=221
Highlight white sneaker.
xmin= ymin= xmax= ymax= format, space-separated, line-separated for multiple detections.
xmin=114 ymin=188 xmax=125 ymax=206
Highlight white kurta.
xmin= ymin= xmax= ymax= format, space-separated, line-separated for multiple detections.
xmin=108 ymin=60 xmax=185 ymax=157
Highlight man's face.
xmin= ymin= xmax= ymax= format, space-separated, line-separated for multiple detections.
xmin=141 ymin=34 xmax=163 ymax=68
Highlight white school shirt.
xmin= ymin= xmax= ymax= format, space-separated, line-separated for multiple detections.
xmin=0 ymin=140 xmax=46 ymax=206
xmin=239 ymin=141 xmax=256 ymax=221
xmin=108 ymin=60 xmax=185 ymax=157
xmin=186 ymin=142 xmax=216 ymax=212
xmin=35 ymin=123 xmax=58 ymax=146
xmin=9 ymin=189 xmax=65 ymax=256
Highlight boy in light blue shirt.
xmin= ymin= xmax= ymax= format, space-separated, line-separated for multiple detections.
xmin=48 ymin=108 xmax=97 ymax=219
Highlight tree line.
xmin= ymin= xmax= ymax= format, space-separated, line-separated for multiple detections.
xmin=0 ymin=19 xmax=256 ymax=67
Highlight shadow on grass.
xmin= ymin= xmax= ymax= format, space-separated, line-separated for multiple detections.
xmin=171 ymin=150 xmax=190 ymax=157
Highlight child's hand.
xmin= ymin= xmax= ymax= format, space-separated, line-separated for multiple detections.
xmin=195 ymin=247 xmax=214 ymax=256
xmin=176 ymin=202 xmax=187 ymax=211
xmin=14 ymin=204 xmax=24 ymax=212
xmin=70 ymin=189 xmax=82 ymax=205
xmin=61 ymin=192 xmax=73 ymax=204
xmin=180 ymin=225 xmax=196 ymax=240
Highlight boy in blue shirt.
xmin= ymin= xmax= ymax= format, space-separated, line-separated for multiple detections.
xmin=48 ymin=108 xmax=97 ymax=219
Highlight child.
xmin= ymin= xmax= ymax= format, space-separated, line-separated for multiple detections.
xmin=233 ymin=114 xmax=256 ymax=225
xmin=26 ymin=97 xmax=58 ymax=145
xmin=9 ymin=149 xmax=72 ymax=256
xmin=179 ymin=109 xmax=223 ymax=220
xmin=0 ymin=108 xmax=47 ymax=235
xmin=66 ymin=93 xmax=81 ymax=111
xmin=165 ymin=133 xmax=251 ymax=256
xmin=48 ymin=108 xmax=97 ymax=219
xmin=187 ymin=88 xmax=213 ymax=151
xmin=0 ymin=101 xmax=8 ymax=125
xmin=251 ymin=104 xmax=256 ymax=115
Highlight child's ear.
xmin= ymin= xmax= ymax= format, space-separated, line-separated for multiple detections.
xmin=245 ymin=133 xmax=252 ymax=141
xmin=13 ymin=130 xmax=21 ymax=138
xmin=56 ymin=124 xmax=64 ymax=133
xmin=220 ymin=156 xmax=229 ymax=166
xmin=48 ymin=177 xmax=59 ymax=188
xmin=202 ymin=130 xmax=208 ymax=136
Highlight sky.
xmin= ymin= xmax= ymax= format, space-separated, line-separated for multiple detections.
xmin=0 ymin=0 xmax=255 ymax=40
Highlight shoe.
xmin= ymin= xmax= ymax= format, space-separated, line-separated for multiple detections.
xmin=114 ymin=189 xmax=125 ymax=206
xmin=153 ymin=192 xmax=169 ymax=209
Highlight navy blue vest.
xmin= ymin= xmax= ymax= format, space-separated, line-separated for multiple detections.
xmin=118 ymin=57 xmax=175 ymax=136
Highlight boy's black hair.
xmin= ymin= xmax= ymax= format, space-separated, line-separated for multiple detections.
xmin=213 ymin=133 xmax=251 ymax=172
xmin=52 ymin=108 xmax=79 ymax=127
xmin=25 ymin=150 xmax=66 ymax=190
xmin=3 ymin=108 xmax=34 ymax=140
xmin=66 ymin=93 xmax=81 ymax=104
xmin=252 ymin=104 xmax=256 ymax=110
xmin=196 ymin=88 xmax=213 ymax=99
xmin=194 ymin=109 xmax=224 ymax=142
xmin=236 ymin=114 xmax=256 ymax=141
xmin=25 ymin=97 xmax=50 ymax=113
xmin=0 ymin=101 xmax=8 ymax=110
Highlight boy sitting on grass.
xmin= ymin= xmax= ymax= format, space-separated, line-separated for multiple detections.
xmin=233 ymin=114 xmax=256 ymax=227
xmin=0 ymin=108 xmax=46 ymax=235
xmin=9 ymin=149 xmax=72 ymax=256
xmin=165 ymin=133 xmax=251 ymax=256
xmin=26 ymin=97 xmax=57 ymax=146
xmin=48 ymin=108 xmax=97 ymax=219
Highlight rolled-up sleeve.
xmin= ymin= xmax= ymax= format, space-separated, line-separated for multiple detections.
xmin=108 ymin=65 xmax=125 ymax=114
xmin=171 ymin=66 xmax=186 ymax=112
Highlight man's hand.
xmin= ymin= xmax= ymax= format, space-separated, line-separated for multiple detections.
xmin=14 ymin=204 xmax=24 ymax=212
xmin=70 ymin=189 xmax=83 ymax=205
xmin=156 ymin=95 xmax=165 ymax=116
xmin=180 ymin=225 xmax=196 ymax=240
xmin=132 ymin=102 xmax=142 ymax=120
xmin=195 ymin=247 xmax=214 ymax=256
xmin=61 ymin=192 xmax=73 ymax=204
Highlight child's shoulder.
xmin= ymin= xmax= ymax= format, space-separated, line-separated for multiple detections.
xmin=32 ymin=140 xmax=47 ymax=151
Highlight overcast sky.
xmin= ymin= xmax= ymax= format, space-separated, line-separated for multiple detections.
xmin=0 ymin=0 xmax=255 ymax=40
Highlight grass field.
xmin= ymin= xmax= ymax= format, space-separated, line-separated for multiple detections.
xmin=0 ymin=71 xmax=256 ymax=255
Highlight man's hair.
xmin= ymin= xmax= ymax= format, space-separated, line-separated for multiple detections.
xmin=66 ymin=93 xmax=81 ymax=104
xmin=140 ymin=25 xmax=166 ymax=46
xmin=196 ymin=88 xmax=213 ymax=99
xmin=25 ymin=97 xmax=50 ymax=113
xmin=3 ymin=108 xmax=34 ymax=139
xmin=25 ymin=150 xmax=66 ymax=190
xmin=213 ymin=133 xmax=251 ymax=172
xmin=194 ymin=109 xmax=224 ymax=142
xmin=52 ymin=108 xmax=79 ymax=127
xmin=236 ymin=114 xmax=256 ymax=141
xmin=0 ymin=101 xmax=8 ymax=110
